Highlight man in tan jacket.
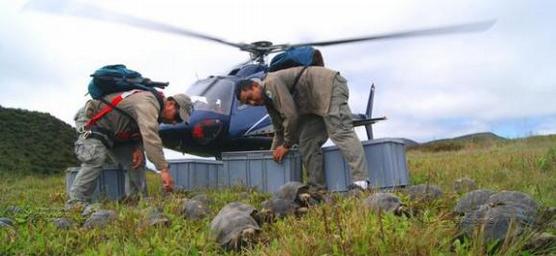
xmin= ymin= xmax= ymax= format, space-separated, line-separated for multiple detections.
xmin=67 ymin=90 xmax=192 ymax=208
xmin=235 ymin=66 xmax=369 ymax=189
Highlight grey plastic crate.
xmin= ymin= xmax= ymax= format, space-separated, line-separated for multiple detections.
xmin=168 ymin=159 xmax=223 ymax=190
xmin=220 ymin=150 xmax=303 ymax=192
xmin=323 ymin=138 xmax=410 ymax=191
xmin=65 ymin=166 xmax=126 ymax=201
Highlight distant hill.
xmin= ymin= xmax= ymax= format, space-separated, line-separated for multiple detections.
xmin=408 ymin=132 xmax=507 ymax=152
xmin=0 ymin=106 xmax=78 ymax=174
xmin=399 ymin=138 xmax=419 ymax=147
xmin=434 ymin=132 xmax=506 ymax=143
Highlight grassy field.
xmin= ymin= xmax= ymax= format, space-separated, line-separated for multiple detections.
xmin=1 ymin=135 xmax=555 ymax=255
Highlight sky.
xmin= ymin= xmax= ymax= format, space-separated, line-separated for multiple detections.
xmin=1 ymin=0 xmax=555 ymax=160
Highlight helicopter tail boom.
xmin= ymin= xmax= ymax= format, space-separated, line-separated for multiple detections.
xmin=352 ymin=117 xmax=387 ymax=127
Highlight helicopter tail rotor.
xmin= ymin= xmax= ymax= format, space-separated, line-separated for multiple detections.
xmin=365 ymin=84 xmax=376 ymax=140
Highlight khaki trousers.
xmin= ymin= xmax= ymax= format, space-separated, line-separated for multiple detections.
xmin=298 ymin=75 xmax=368 ymax=185
xmin=68 ymin=136 xmax=147 ymax=203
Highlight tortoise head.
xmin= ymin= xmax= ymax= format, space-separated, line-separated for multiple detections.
xmin=227 ymin=227 xmax=259 ymax=251
xmin=297 ymin=193 xmax=312 ymax=203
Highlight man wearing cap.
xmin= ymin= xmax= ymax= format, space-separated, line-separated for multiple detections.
xmin=67 ymin=90 xmax=192 ymax=208
xmin=235 ymin=66 xmax=370 ymax=189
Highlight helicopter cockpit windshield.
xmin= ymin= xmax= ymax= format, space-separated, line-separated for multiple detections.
xmin=186 ymin=77 xmax=235 ymax=115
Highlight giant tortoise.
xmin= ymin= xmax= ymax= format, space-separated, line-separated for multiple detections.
xmin=486 ymin=190 xmax=538 ymax=216
xmin=453 ymin=189 xmax=496 ymax=215
xmin=210 ymin=202 xmax=261 ymax=250
xmin=364 ymin=192 xmax=406 ymax=216
xmin=0 ymin=217 xmax=14 ymax=228
xmin=261 ymin=182 xmax=324 ymax=220
xmin=453 ymin=177 xmax=477 ymax=193
xmin=458 ymin=191 xmax=541 ymax=244
xmin=459 ymin=203 xmax=535 ymax=244
xmin=407 ymin=184 xmax=443 ymax=201
xmin=83 ymin=209 xmax=117 ymax=229
xmin=182 ymin=198 xmax=210 ymax=220
xmin=142 ymin=207 xmax=171 ymax=227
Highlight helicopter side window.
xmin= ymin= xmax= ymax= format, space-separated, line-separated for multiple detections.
xmin=186 ymin=77 xmax=235 ymax=115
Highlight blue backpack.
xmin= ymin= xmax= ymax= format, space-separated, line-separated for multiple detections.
xmin=268 ymin=46 xmax=324 ymax=72
xmin=88 ymin=64 xmax=168 ymax=101
xmin=85 ymin=65 xmax=167 ymax=129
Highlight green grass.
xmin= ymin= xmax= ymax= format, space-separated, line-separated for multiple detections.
xmin=1 ymin=135 xmax=555 ymax=255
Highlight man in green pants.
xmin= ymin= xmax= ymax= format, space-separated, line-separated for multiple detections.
xmin=235 ymin=66 xmax=369 ymax=189
xmin=67 ymin=91 xmax=192 ymax=209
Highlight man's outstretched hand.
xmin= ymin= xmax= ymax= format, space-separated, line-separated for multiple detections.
xmin=273 ymin=145 xmax=290 ymax=163
xmin=160 ymin=168 xmax=174 ymax=192
xmin=131 ymin=147 xmax=144 ymax=169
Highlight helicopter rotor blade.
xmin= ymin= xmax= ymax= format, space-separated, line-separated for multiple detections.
xmin=23 ymin=0 xmax=248 ymax=50
xmin=275 ymin=20 xmax=496 ymax=49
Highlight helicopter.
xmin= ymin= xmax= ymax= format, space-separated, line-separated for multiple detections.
xmin=25 ymin=1 xmax=495 ymax=158
xmin=158 ymin=47 xmax=388 ymax=158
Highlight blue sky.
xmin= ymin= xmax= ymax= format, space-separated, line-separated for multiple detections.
xmin=1 ymin=0 xmax=555 ymax=153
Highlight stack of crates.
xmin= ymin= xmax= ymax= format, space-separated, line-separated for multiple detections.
xmin=323 ymin=138 xmax=410 ymax=191
xmin=164 ymin=139 xmax=410 ymax=193
xmin=168 ymin=150 xmax=303 ymax=193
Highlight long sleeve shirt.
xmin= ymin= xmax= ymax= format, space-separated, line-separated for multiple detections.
xmin=262 ymin=66 xmax=339 ymax=148
xmin=89 ymin=91 xmax=168 ymax=170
